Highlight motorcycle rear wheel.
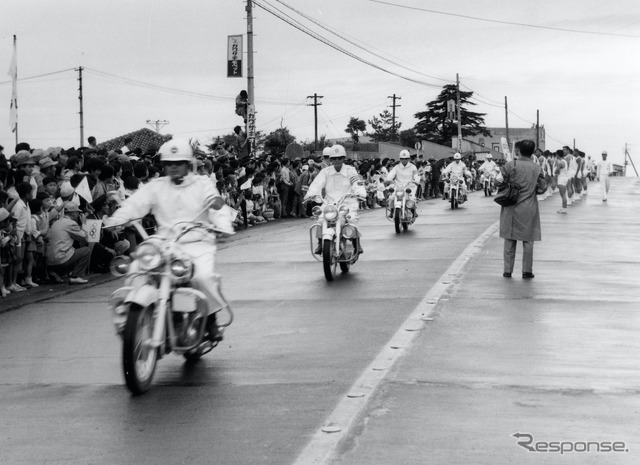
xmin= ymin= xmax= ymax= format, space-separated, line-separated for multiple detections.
xmin=394 ymin=209 xmax=401 ymax=233
xmin=323 ymin=239 xmax=337 ymax=282
xmin=122 ymin=304 xmax=158 ymax=395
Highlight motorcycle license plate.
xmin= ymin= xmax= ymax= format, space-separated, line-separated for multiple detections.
xmin=173 ymin=293 xmax=197 ymax=312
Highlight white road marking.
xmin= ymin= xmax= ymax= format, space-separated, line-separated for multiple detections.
xmin=291 ymin=221 xmax=500 ymax=465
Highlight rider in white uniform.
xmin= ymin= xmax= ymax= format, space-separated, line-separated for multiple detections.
xmin=386 ymin=149 xmax=420 ymax=217
xmin=305 ymin=144 xmax=366 ymax=254
xmin=443 ymin=153 xmax=472 ymax=200
xmin=105 ymin=138 xmax=234 ymax=341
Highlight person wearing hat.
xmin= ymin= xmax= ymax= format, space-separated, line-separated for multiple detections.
xmin=385 ymin=149 xmax=420 ymax=218
xmin=478 ymin=154 xmax=499 ymax=196
xmin=596 ymin=150 xmax=612 ymax=202
xmin=442 ymin=152 xmax=472 ymax=201
xmin=304 ymin=144 xmax=366 ymax=254
xmin=104 ymin=138 xmax=234 ymax=343
xmin=35 ymin=156 xmax=58 ymax=192
xmin=0 ymin=207 xmax=18 ymax=296
xmin=45 ymin=201 xmax=90 ymax=284
xmin=320 ymin=146 xmax=332 ymax=169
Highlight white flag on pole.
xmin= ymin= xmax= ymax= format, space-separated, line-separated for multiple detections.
xmin=76 ymin=176 xmax=93 ymax=203
xmin=8 ymin=35 xmax=17 ymax=133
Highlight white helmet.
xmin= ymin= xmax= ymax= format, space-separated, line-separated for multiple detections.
xmin=399 ymin=150 xmax=411 ymax=159
xmin=329 ymin=144 xmax=347 ymax=158
xmin=486 ymin=154 xmax=492 ymax=159
xmin=159 ymin=138 xmax=194 ymax=163
xmin=322 ymin=146 xmax=332 ymax=157
xmin=453 ymin=152 xmax=462 ymax=160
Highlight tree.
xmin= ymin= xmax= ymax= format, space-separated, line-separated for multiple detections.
xmin=367 ymin=110 xmax=401 ymax=143
xmin=399 ymin=128 xmax=419 ymax=149
xmin=302 ymin=135 xmax=327 ymax=154
xmin=413 ymin=84 xmax=491 ymax=147
xmin=345 ymin=117 xmax=366 ymax=150
xmin=263 ymin=127 xmax=296 ymax=156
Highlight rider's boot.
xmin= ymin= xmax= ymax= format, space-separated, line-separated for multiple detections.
xmin=314 ymin=239 xmax=322 ymax=255
xmin=205 ymin=313 xmax=223 ymax=342
xmin=352 ymin=238 xmax=363 ymax=255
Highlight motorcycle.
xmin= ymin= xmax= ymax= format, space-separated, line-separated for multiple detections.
xmin=448 ymin=174 xmax=467 ymax=209
xmin=307 ymin=193 xmax=361 ymax=282
xmin=480 ymin=171 xmax=497 ymax=197
xmin=386 ymin=181 xmax=418 ymax=233
xmin=106 ymin=198 xmax=233 ymax=395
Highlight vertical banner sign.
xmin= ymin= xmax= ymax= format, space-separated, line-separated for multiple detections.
xmin=500 ymin=137 xmax=512 ymax=161
xmin=447 ymin=99 xmax=455 ymax=120
xmin=247 ymin=104 xmax=256 ymax=149
xmin=227 ymin=35 xmax=243 ymax=78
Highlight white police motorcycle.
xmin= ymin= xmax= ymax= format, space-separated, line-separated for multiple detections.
xmin=106 ymin=198 xmax=232 ymax=395
xmin=386 ymin=181 xmax=418 ymax=233
xmin=307 ymin=193 xmax=361 ymax=282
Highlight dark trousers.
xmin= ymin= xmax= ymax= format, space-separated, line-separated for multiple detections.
xmin=503 ymin=239 xmax=533 ymax=274
xmin=50 ymin=247 xmax=91 ymax=278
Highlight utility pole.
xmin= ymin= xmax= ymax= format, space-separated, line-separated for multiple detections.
xmin=456 ymin=74 xmax=462 ymax=152
xmin=246 ymin=0 xmax=255 ymax=156
xmin=504 ymin=96 xmax=510 ymax=150
xmin=625 ymin=142 xmax=639 ymax=177
xmin=77 ymin=66 xmax=84 ymax=147
xmin=387 ymin=94 xmax=401 ymax=141
xmin=146 ymin=120 xmax=169 ymax=133
xmin=536 ymin=109 xmax=539 ymax=149
xmin=307 ymin=93 xmax=323 ymax=152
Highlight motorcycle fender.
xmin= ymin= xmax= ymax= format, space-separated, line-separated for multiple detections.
xmin=322 ymin=227 xmax=336 ymax=241
xmin=124 ymin=284 xmax=158 ymax=308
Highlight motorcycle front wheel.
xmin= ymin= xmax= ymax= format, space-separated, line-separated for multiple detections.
xmin=484 ymin=183 xmax=489 ymax=196
xmin=322 ymin=239 xmax=337 ymax=281
xmin=122 ymin=304 xmax=158 ymax=395
xmin=394 ymin=209 xmax=401 ymax=233
xmin=450 ymin=192 xmax=457 ymax=209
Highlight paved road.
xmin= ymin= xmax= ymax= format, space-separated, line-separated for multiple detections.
xmin=1 ymin=187 xmax=496 ymax=464
xmin=2 ymin=177 xmax=638 ymax=465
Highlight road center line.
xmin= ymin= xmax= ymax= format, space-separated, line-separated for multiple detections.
xmin=291 ymin=220 xmax=500 ymax=465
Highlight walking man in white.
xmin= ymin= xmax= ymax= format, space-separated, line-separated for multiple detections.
xmin=596 ymin=151 xmax=613 ymax=202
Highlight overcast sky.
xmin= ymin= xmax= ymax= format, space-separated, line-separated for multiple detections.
xmin=1 ymin=0 xmax=639 ymax=168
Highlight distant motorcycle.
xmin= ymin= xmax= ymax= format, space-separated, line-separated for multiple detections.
xmin=307 ymin=194 xmax=361 ymax=282
xmin=480 ymin=171 xmax=496 ymax=197
xmin=448 ymin=174 xmax=467 ymax=209
xmin=106 ymin=198 xmax=233 ymax=395
xmin=386 ymin=181 xmax=418 ymax=233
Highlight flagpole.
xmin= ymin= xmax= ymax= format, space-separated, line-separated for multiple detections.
xmin=10 ymin=35 xmax=18 ymax=145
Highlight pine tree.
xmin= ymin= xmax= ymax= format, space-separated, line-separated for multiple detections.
xmin=414 ymin=84 xmax=490 ymax=146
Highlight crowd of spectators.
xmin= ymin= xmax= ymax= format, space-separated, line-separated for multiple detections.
xmin=0 ymin=134 xmax=597 ymax=298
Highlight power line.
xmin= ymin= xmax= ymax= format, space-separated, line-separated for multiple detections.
xmin=0 ymin=68 xmax=76 ymax=85
xmin=273 ymin=0 xmax=451 ymax=83
xmin=253 ymin=0 xmax=443 ymax=88
xmin=367 ymin=0 xmax=640 ymax=39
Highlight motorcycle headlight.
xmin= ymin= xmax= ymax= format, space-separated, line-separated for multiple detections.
xmin=396 ymin=191 xmax=405 ymax=199
xmin=170 ymin=258 xmax=194 ymax=283
xmin=135 ymin=241 xmax=163 ymax=270
xmin=406 ymin=200 xmax=416 ymax=209
xmin=451 ymin=176 xmax=458 ymax=183
xmin=109 ymin=255 xmax=131 ymax=277
xmin=341 ymin=224 xmax=357 ymax=239
xmin=323 ymin=205 xmax=339 ymax=222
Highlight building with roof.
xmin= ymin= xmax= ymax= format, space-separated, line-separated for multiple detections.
xmin=97 ymin=128 xmax=170 ymax=154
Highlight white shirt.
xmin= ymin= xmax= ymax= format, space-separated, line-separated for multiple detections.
xmin=597 ymin=159 xmax=613 ymax=177
xmin=479 ymin=160 xmax=498 ymax=176
xmin=443 ymin=161 xmax=470 ymax=179
xmin=106 ymin=173 xmax=233 ymax=237
xmin=386 ymin=162 xmax=419 ymax=186
xmin=305 ymin=164 xmax=366 ymax=205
